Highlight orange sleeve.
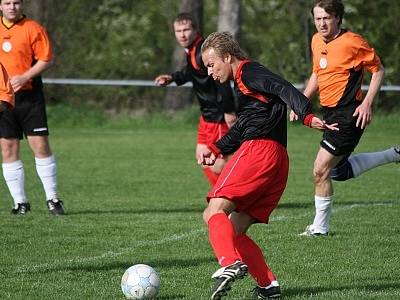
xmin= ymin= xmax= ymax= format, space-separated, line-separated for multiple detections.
xmin=355 ymin=37 xmax=382 ymax=73
xmin=31 ymin=22 xmax=53 ymax=62
xmin=0 ymin=64 xmax=14 ymax=108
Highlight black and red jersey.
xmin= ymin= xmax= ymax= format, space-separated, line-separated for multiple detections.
xmin=171 ymin=35 xmax=236 ymax=122
xmin=311 ymin=30 xmax=381 ymax=108
xmin=213 ymin=61 xmax=313 ymax=155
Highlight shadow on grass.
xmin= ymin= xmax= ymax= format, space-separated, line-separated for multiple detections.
xmin=16 ymin=255 xmax=215 ymax=274
xmin=65 ymin=207 xmax=205 ymax=215
xmin=277 ymin=200 xmax=396 ymax=210
xmin=283 ymin=282 xmax=400 ymax=298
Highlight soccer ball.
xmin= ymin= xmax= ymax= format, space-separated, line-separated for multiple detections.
xmin=121 ymin=264 xmax=160 ymax=299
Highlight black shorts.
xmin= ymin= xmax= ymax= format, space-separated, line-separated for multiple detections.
xmin=320 ymin=103 xmax=364 ymax=156
xmin=0 ymin=89 xmax=49 ymax=139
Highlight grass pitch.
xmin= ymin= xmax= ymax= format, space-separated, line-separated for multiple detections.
xmin=0 ymin=111 xmax=398 ymax=299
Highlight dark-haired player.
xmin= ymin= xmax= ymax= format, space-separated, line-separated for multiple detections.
xmin=155 ymin=13 xmax=236 ymax=186
xmin=290 ymin=0 xmax=399 ymax=236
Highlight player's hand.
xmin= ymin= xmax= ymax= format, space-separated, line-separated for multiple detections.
xmin=197 ymin=146 xmax=217 ymax=166
xmin=289 ymin=110 xmax=299 ymax=122
xmin=10 ymin=75 xmax=29 ymax=92
xmin=154 ymin=75 xmax=173 ymax=86
xmin=353 ymin=103 xmax=372 ymax=129
xmin=311 ymin=117 xmax=339 ymax=131
xmin=224 ymin=112 xmax=237 ymax=128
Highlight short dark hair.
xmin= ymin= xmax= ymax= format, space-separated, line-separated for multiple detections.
xmin=312 ymin=0 xmax=345 ymax=25
xmin=174 ymin=12 xmax=198 ymax=31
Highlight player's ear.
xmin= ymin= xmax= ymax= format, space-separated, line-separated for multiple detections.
xmin=224 ymin=54 xmax=232 ymax=64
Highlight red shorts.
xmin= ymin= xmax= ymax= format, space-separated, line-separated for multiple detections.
xmin=197 ymin=115 xmax=229 ymax=145
xmin=207 ymin=139 xmax=289 ymax=223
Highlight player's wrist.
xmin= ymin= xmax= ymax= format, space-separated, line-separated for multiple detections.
xmin=208 ymin=143 xmax=221 ymax=156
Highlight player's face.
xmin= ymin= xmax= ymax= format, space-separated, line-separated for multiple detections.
xmin=202 ymin=48 xmax=232 ymax=83
xmin=0 ymin=0 xmax=23 ymax=22
xmin=313 ymin=6 xmax=340 ymax=42
xmin=173 ymin=20 xmax=196 ymax=48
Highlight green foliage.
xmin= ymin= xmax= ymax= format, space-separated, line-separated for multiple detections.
xmin=0 ymin=113 xmax=398 ymax=299
xmin=33 ymin=0 xmax=400 ymax=111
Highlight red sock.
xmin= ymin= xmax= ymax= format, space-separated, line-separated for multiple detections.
xmin=208 ymin=213 xmax=240 ymax=267
xmin=234 ymin=234 xmax=276 ymax=287
xmin=203 ymin=167 xmax=219 ymax=186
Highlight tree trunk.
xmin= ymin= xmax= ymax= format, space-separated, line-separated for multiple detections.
xmin=217 ymin=0 xmax=240 ymax=41
xmin=163 ymin=0 xmax=204 ymax=112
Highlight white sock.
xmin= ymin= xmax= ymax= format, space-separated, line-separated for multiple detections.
xmin=2 ymin=160 xmax=27 ymax=207
xmin=312 ymin=195 xmax=332 ymax=233
xmin=35 ymin=155 xmax=58 ymax=200
xmin=349 ymin=148 xmax=399 ymax=178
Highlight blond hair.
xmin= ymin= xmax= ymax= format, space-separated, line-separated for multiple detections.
xmin=201 ymin=32 xmax=247 ymax=60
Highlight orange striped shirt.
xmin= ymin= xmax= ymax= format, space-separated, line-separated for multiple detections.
xmin=311 ymin=31 xmax=381 ymax=107
xmin=0 ymin=16 xmax=53 ymax=90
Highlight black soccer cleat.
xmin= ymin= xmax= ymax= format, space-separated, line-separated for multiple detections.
xmin=11 ymin=202 xmax=31 ymax=215
xmin=47 ymin=198 xmax=65 ymax=216
xmin=210 ymin=261 xmax=248 ymax=300
xmin=253 ymin=285 xmax=281 ymax=299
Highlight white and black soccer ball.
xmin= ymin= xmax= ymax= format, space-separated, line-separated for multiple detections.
xmin=121 ymin=264 xmax=160 ymax=299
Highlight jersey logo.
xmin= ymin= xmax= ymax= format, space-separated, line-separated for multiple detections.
xmin=319 ymin=57 xmax=328 ymax=69
xmin=2 ymin=40 xmax=12 ymax=52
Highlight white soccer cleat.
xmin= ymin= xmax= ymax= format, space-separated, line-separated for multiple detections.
xmin=299 ymin=225 xmax=329 ymax=237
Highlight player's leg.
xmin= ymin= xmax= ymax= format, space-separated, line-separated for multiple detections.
xmin=301 ymin=147 xmax=344 ymax=236
xmin=203 ymin=198 xmax=248 ymax=300
xmin=1 ymin=137 xmax=30 ymax=214
xmin=27 ymin=135 xmax=64 ymax=215
xmin=231 ymin=212 xmax=281 ymax=299
xmin=23 ymin=93 xmax=64 ymax=216
xmin=346 ymin=146 xmax=400 ymax=178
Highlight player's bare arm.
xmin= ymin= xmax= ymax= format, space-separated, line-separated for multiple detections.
xmin=290 ymin=73 xmax=318 ymax=122
xmin=10 ymin=60 xmax=53 ymax=92
xmin=353 ymin=65 xmax=385 ymax=129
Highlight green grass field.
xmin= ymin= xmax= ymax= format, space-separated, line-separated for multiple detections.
xmin=0 ymin=110 xmax=399 ymax=299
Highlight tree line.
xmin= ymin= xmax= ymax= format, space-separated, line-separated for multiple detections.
xmin=24 ymin=0 xmax=400 ymax=112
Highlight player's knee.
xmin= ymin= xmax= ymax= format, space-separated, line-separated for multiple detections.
xmin=330 ymin=159 xmax=354 ymax=181
xmin=313 ymin=167 xmax=328 ymax=185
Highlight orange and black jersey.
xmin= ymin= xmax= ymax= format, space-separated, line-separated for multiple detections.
xmin=0 ymin=15 xmax=53 ymax=91
xmin=211 ymin=61 xmax=313 ymax=155
xmin=171 ymin=35 xmax=236 ymax=122
xmin=311 ymin=30 xmax=381 ymax=108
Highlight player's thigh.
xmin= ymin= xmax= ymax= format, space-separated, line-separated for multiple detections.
xmin=314 ymin=147 xmax=345 ymax=177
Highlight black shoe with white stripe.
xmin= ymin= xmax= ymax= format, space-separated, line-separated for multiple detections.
xmin=11 ymin=202 xmax=31 ymax=215
xmin=47 ymin=198 xmax=65 ymax=216
xmin=253 ymin=285 xmax=281 ymax=299
xmin=210 ymin=261 xmax=248 ymax=300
